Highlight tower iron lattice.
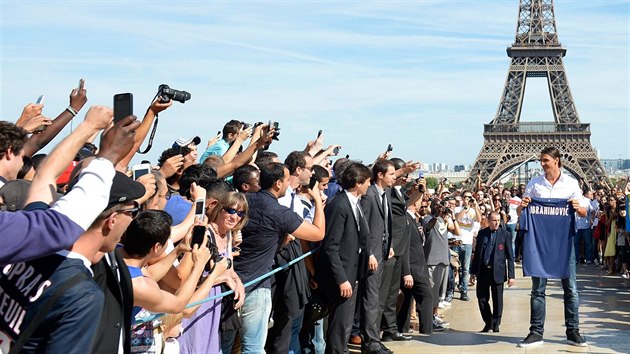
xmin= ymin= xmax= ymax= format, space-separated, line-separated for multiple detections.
xmin=468 ymin=0 xmax=607 ymax=188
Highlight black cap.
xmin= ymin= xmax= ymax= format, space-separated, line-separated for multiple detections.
xmin=105 ymin=172 xmax=146 ymax=210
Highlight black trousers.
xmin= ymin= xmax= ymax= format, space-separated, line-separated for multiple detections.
xmin=266 ymin=270 xmax=302 ymax=354
xmin=396 ymin=275 xmax=434 ymax=334
xmin=325 ymin=282 xmax=358 ymax=354
xmin=359 ymin=259 xmax=385 ymax=349
xmin=380 ymin=255 xmax=402 ymax=335
xmin=475 ymin=267 xmax=504 ymax=328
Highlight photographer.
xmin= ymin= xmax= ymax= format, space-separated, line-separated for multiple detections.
xmin=424 ymin=200 xmax=460 ymax=330
xmin=453 ymin=191 xmax=482 ymax=301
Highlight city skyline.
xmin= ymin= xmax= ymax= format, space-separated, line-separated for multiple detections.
xmin=1 ymin=1 xmax=628 ymax=167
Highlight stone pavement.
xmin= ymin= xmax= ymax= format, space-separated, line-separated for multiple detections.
xmin=350 ymin=262 xmax=630 ymax=353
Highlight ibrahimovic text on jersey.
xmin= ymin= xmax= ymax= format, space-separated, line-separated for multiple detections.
xmin=519 ymin=198 xmax=576 ymax=279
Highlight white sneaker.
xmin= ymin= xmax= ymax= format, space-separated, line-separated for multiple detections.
xmin=438 ymin=301 xmax=447 ymax=309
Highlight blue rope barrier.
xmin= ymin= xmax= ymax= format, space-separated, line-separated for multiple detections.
xmin=134 ymin=246 xmax=319 ymax=325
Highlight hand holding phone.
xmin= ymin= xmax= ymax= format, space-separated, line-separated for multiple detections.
xmin=194 ymin=198 xmax=206 ymax=221
xmin=191 ymin=225 xmax=207 ymax=248
xmin=113 ymin=93 xmax=133 ymax=123
xmin=36 ymin=95 xmax=45 ymax=104
xmin=132 ymin=163 xmax=152 ymax=180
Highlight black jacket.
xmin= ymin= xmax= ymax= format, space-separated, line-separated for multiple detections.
xmin=92 ymin=249 xmax=133 ymax=354
xmin=470 ymin=227 xmax=515 ymax=284
xmin=316 ymin=191 xmax=369 ymax=292
xmin=360 ymin=184 xmax=392 ymax=262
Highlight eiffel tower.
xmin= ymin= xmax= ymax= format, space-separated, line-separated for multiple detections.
xmin=469 ymin=0 xmax=607 ymax=188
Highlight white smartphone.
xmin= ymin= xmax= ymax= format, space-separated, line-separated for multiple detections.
xmin=131 ymin=163 xmax=152 ymax=180
xmin=36 ymin=95 xmax=45 ymax=104
xmin=194 ymin=198 xmax=205 ymax=221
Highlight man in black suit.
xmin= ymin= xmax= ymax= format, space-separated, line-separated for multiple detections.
xmin=357 ymin=159 xmax=395 ymax=354
xmin=397 ymin=184 xmax=435 ymax=334
xmin=316 ymin=162 xmax=372 ymax=354
xmin=379 ymin=157 xmax=419 ymax=342
xmin=470 ymin=211 xmax=515 ymax=333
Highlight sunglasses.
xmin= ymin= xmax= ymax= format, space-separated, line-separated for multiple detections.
xmin=118 ymin=207 xmax=140 ymax=218
xmin=224 ymin=207 xmax=246 ymax=218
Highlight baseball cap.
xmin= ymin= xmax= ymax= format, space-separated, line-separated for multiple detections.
xmin=105 ymin=172 xmax=146 ymax=210
xmin=172 ymin=136 xmax=201 ymax=148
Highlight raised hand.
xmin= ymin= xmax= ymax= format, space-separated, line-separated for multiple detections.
xmin=69 ymin=79 xmax=88 ymax=112
xmin=97 ymin=115 xmax=140 ymax=165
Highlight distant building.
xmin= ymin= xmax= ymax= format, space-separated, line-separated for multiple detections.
xmin=601 ymin=159 xmax=630 ymax=173
xmin=454 ymin=165 xmax=466 ymax=172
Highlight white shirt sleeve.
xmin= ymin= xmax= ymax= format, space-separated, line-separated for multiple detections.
xmin=51 ymin=157 xmax=115 ymax=230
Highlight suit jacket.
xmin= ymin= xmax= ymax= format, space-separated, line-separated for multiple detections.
xmin=92 ymin=249 xmax=134 ymax=354
xmin=470 ymin=227 xmax=515 ymax=284
xmin=389 ymin=187 xmax=410 ymax=256
xmin=316 ymin=191 xmax=370 ymax=293
xmin=402 ymin=212 xmax=430 ymax=280
xmin=360 ymin=184 xmax=392 ymax=262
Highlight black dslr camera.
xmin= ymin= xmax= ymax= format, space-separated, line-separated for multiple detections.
xmin=158 ymin=84 xmax=191 ymax=103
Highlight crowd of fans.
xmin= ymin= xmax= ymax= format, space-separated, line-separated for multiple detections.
xmin=0 ymin=80 xmax=628 ymax=354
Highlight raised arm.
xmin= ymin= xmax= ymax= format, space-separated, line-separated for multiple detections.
xmin=23 ymin=80 xmax=88 ymax=157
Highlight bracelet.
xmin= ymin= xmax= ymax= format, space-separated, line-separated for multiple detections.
xmin=66 ymin=106 xmax=78 ymax=116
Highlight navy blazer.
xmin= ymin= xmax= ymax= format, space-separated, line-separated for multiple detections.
xmin=470 ymin=227 xmax=515 ymax=284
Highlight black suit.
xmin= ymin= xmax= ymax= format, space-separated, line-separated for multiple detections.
xmin=355 ymin=184 xmax=392 ymax=350
xmin=316 ymin=191 xmax=369 ymax=354
xmin=470 ymin=226 xmax=515 ymax=329
xmin=397 ymin=212 xmax=434 ymax=334
xmin=379 ymin=187 xmax=410 ymax=335
xmin=91 ymin=249 xmax=134 ymax=354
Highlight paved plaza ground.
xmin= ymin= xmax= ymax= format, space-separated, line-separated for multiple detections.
xmin=351 ymin=262 xmax=630 ymax=354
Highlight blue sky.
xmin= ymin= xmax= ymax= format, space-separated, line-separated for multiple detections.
xmin=1 ymin=0 xmax=628 ymax=167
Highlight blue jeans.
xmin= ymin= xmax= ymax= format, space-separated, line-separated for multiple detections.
xmin=222 ymin=287 xmax=272 ymax=354
xmin=574 ymin=228 xmax=593 ymax=262
xmin=506 ymin=223 xmax=517 ymax=256
xmin=288 ymin=310 xmax=304 ymax=354
xmin=451 ymin=244 xmax=472 ymax=293
xmin=529 ymin=246 xmax=579 ymax=336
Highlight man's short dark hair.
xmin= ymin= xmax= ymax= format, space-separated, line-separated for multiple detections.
xmin=202 ymin=155 xmax=225 ymax=171
xmin=260 ymin=162 xmax=286 ymax=190
xmin=157 ymin=146 xmax=191 ymax=167
xmin=223 ymin=120 xmax=243 ymax=137
xmin=121 ymin=210 xmax=173 ymax=257
xmin=332 ymin=158 xmax=351 ymax=181
xmin=340 ymin=163 xmax=371 ymax=190
xmin=311 ymin=165 xmax=329 ymax=182
xmin=255 ymin=151 xmax=278 ymax=169
xmin=179 ymin=164 xmax=218 ymax=198
xmin=372 ymin=158 xmax=394 ymax=182
xmin=0 ymin=121 xmax=28 ymax=160
xmin=541 ymin=146 xmax=562 ymax=167
xmin=389 ymin=158 xmax=405 ymax=171
xmin=284 ymin=151 xmax=306 ymax=175
xmin=233 ymin=165 xmax=259 ymax=193
xmin=17 ymin=156 xmax=33 ymax=179
xmin=206 ymin=179 xmax=234 ymax=200
xmin=31 ymin=153 xmax=47 ymax=171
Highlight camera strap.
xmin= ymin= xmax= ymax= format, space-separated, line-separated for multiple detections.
xmin=137 ymin=114 xmax=158 ymax=154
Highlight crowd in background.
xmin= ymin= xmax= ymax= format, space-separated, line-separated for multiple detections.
xmin=1 ymin=80 xmax=629 ymax=354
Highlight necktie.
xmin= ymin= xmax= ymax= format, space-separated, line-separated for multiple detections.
xmin=484 ymin=231 xmax=496 ymax=266
xmin=382 ymin=191 xmax=389 ymax=235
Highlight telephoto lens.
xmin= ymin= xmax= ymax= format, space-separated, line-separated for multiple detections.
xmin=158 ymin=84 xmax=191 ymax=103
